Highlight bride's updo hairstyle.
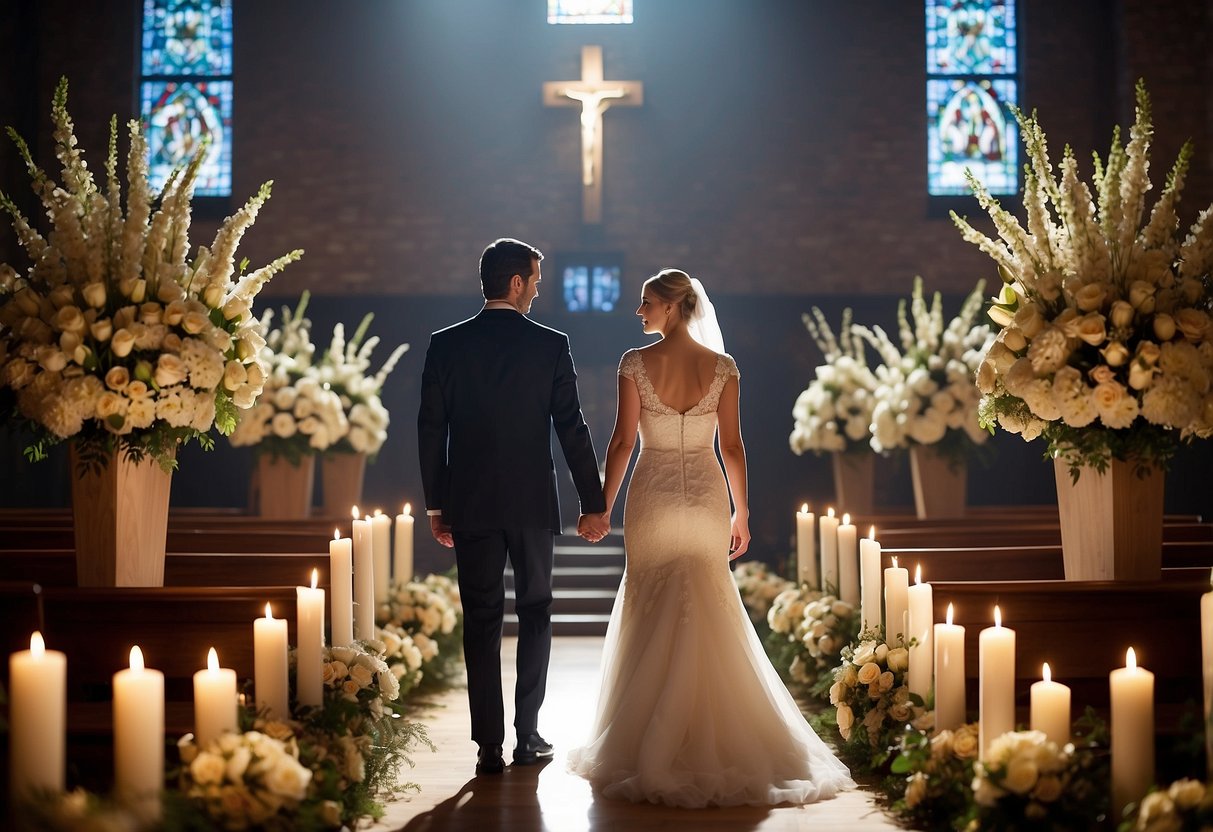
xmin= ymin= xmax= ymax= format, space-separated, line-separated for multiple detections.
xmin=645 ymin=269 xmax=699 ymax=321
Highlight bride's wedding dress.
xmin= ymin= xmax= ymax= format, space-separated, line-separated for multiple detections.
xmin=568 ymin=350 xmax=853 ymax=807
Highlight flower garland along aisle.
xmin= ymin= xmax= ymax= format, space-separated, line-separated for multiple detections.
xmin=853 ymin=278 xmax=994 ymax=518
xmin=953 ymin=80 xmax=1213 ymax=579
xmin=790 ymin=307 xmax=881 ymax=512
xmin=377 ymin=571 xmax=464 ymax=695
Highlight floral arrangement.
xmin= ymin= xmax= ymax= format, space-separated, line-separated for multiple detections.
xmin=790 ymin=307 xmax=880 ymax=455
xmin=1120 ymin=778 xmax=1213 ymax=831
xmin=854 ymin=278 xmax=994 ymax=460
xmin=954 ymin=80 xmax=1213 ymax=475
xmin=732 ymin=560 xmax=793 ymax=626
xmin=314 ymin=311 xmax=407 ymax=458
xmin=228 ymin=293 xmax=348 ymax=462
xmin=0 ymin=78 xmax=300 ymax=471
xmin=765 ymin=585 xmax=859 ymax=697
xmin=377 ymin=572 xmax=464 ymax=690
xmin=889 ymin=723 xmax=981 ymax=830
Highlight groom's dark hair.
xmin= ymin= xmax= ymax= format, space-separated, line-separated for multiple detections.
xmin=480 ymin=238 xmax=543 ymax=300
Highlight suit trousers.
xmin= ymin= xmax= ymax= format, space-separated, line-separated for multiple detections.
xmin=453 ymin=527 xmax=555 ymax=747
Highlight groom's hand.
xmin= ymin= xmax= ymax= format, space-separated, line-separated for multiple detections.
xmin=430 ymin=515 xmax=454 ymax=548
xmin=577 ymin=513 xmax=610 ymax=543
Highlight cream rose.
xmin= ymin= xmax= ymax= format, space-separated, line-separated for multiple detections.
xmin=835 ymin=703 xmax=854 ymax=740
xmin=1002 ymin=756 xmax=1040 ymax=795
xmin=81 ymin=281 xmax=107 ymax=309
xmin=886 ymin=646 xmax=909 ymax=673
xmin=182 ymin=310 xmax=211 ymax=335
xmin=189 ymin=751 xmax=226 ymax=786
xmin=1129 ymin=280 xmax=1157 ymax=312
xmin=856 ymin=661 xmax=881 ymax=686
xmin=1153 ymin=313 xmax=1177 ymax=342
xmin=1014 ymin=303 xmax=1046 ymax=339
xmin=1109 ymin=300 xmax=1135 ymax=329
xmin=1033 ymin=774 xmax=1063 ymax=803
xmin=1176 ymin=309 xmax=1211 ymax=343
xmin=952 ymin=725 xmax=980 ymax=759
xmin=264 ymin=755 xmax=313 ymax=801
xmin=1073 ymin=282 xmax=1109 ymax=312
xmin=53 ymin=305 xmax=87 ymax=336
xmin=1075 ymin=312 xmax=1108 ymax=347
xmin=154 ymin=354 xmax=188 ymax=388
xmin=110 ymin=328 xmax=135 ymax=358
xmin=1101 ymin=341 xmax=1130 ymax=367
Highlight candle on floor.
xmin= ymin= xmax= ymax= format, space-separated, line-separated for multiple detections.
xmin=114 ymin=646 xmax=164 ymax=812
xmin=194 ymin=647 xmax=238 ymax=749
xmin=395 ymin=503 xmax=415 ymax=583
xmin=796 ymin=503 xmax=818 ymax=587
xmin=1202 ymin=568 xmax=1213 ymax=779
xmin=884 ymin=556 xmax=909 ymax=645
xmin=9 ymin=631 xmax=66 ymax=798
xmin=837 ymin=513 xmax=859 ymax=605
xmin=1111 ymin=647 xmax=1154 ymax=821
xmin=352 ymin=508 xmax=375 ymax=641
xmin=934 ymin=604 xmax=966 ymax=732
xmin=297 ymin=569 xmax=325 ymax=708
xmin=1030 ymin=662 xmax=1071 ymax=746
xmin=371 ymin=509 xmax=392 ymax=605
xmin=820 ymin=507 xmax=840 ymax=594
xmin=330 ymin=528 xmax=354 ymax=647
xmin=979 ymin=605 xmax=1015 ymax=759
xmin=859 ymin=527 xmax=882 ymax=633
xmin=254 ymin=603 xmax=290 ymax=719
xmin=906 ymin=564 xmax=933 ymax=702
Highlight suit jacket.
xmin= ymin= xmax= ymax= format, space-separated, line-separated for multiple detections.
xmin=417 ymin=308 xmax=606 ymax=532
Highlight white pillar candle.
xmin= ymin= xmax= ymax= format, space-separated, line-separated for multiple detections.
xmin=1202 ymin=568 xmax=1213 ymax=779
xmin=296 ymin=569 xmax=325 ymax=708
xmin=395 ymin=503 xmax=415 ymax=583
xmin=906 ymin=564 xmax=933 ymax=702
xmin=114 ymin=645 xmax=164 ymax=812
xmin=371 ymin=509 xmax=392 ymax=605
xmin=193 ymin=647 xmax=238 ymax=750
xmin=1111 ymin=647 xmax=1154 ymax=821
xmin=837 ymin=513 xmax=859 ymax=605
xmin=330 ymin=528 xmax=354 ymax=647
xmin=352 ymin=510 xmax=375 ymax=641
xmin=9 ymin=631 xmax=66 ymax=798
xmin=934 ymin=603 xmax=966 ymax=732
xmin=979 ymin=605 xmax=1016 ymax=759
xmin=795 ymin=503 xmax=818 ymax=587
xmin=860 ymin=528 xmax=882 ymax=633
xmin=820 ymin=507 xmax=840 ymax=594
xmin=884 ymin=556 xmax=909 ymax=645
xmin=1030 ymin=662 xmax=1071 ymax=746
xmin=254 ymin=603 xmax=290 ymax=719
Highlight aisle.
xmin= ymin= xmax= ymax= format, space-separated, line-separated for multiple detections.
xmin=372 ymin=637 xmax=901 ymax=832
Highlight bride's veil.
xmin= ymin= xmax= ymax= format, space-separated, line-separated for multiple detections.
xmin=686 ymin=277 xmax=725 ymax=354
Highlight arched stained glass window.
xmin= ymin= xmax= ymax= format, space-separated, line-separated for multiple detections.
xmin=926 ymin=1 xmax=1019 ymax=197
xmin=139 ymin=0 xmax=233 ymax=197
xmin=548 ymin=1 xmax=633 ymax=25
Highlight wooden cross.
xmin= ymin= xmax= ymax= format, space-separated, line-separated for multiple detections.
xmin=543 ymin=45 xmax=643 ymax=224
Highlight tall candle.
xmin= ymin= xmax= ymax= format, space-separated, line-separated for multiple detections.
xmin=837 ymin=513 xmax=859 ymax=605
xmin=297 ymin=569 xmax=325 ymax=708
xmin=1030 ymin=662 xmax=1071 ymax=746
xmin=254 ymin=603 xmax=289 ymax=719
xmin=114 ymin=646 xmax=164 ymax=811
xmin=796 ymin=504 xmax=818 ymax=587
xmin=9 ymin=631 xmax=66 ymax=797
xmin=371 ymin=509 xmax=392 ymax=605
xmin=860 ymin=528 xmax=882 ymax=633
xmin=193 ymin=647 xmax=238 ymax=749
xmin=1202 ymin=568 xmax=1213 ymax=779
xmin=352 ymin=510 xmax=375 ymax=640
xmin=1111 ymin=647 xmax=1154 ymax=821
xmin=934 ymin=603 xmax=966 ymax=732
xmin=820 ymin=507 xmax=840 ymax=594
xmin=979 ymin=605 xmax=1016 ymax=759
xmin=395 ymin=503 xmax=415 ymax=583
xmin=884 ymin=556 xmax=909 ymax=645
xmin=906 ymin=564 xmax=933 ymax=701
xmin=330 ymin=528 xmax=354 ymax=647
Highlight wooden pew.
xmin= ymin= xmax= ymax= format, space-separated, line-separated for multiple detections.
xmin=0 ymin=526 xmax=338 ymax=553
xmin=875 ymin=521 xmax=1213 ymax=549
xmin=0 ymin=549 xmax=332 ymax=587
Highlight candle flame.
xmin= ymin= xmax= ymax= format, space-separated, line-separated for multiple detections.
xmin=404 ymin=502 xmax=412 ymax=516
xmin=311 ymin=568 xmax=319 ymax=590
xmin=915 ymin=564 xmax=923 ymax=585
xmin=30 ymin=631 xmax=45 ymax=656
xmin=1042 ymin=662 xmax=1052 ymax=683
xmin=869 ymin=526 xmax=876 ymax=540
xmin=843 ymin=512 xmax=851 ymax=525
xmin=373 ymin=508 xmax=382 ymax=517
xmin=130 ymin=645 xmax=145 ymax=671
xmin=351 ymin=505 xmax=360 ymax=519
xmin=208 ymin=647 xmax=219 ymax=672
xmin=265 ymin=603 xmax=274 ymax=620
xmin=1126 ymin=647 xmax=1137 ymax=670
xmin=827 ymin=507 xmax=835 ymax=518
xmin=946 ymin=603 xmax=954 ymax=626
xmin=800 ymin=502 xmax=809 ymax=514
xmin=891 ymin=556 xmax=899 ymax=568
xmin=994 ymin=605 xmax=1002 ymax=628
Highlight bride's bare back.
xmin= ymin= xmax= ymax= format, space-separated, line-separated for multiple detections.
xmin=636 ymin=341 xmax=720 ymax=414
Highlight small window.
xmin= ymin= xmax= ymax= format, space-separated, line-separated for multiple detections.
xmin=559 ymin=256 xmax=623 ymax=313
xmin=548 ymin=0 xmax=633 ymax=25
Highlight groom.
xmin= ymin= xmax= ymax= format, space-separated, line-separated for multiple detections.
xmin=417 ymin=237 xmax=609 ymax=775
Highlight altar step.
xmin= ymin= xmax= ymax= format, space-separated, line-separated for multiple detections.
xmin=503 ymin=536 xmax=623 ymax=636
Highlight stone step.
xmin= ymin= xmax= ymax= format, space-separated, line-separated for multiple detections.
xmin=503 ymin=612 xmax=611 ymax=637
xmin=504 ymin=587 xmax=617 ymax=614
xmin=506 ymin=565 xmax=623 ymax=590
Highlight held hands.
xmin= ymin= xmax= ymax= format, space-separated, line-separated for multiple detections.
xmin=578 ymin=512 xmax=611 ymax=543
xmin=430 ymin=514 xmax=454 ymax=548
xmin=728 ymin=512 xmax=750 ymax=560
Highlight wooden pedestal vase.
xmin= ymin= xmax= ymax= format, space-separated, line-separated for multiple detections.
xmin=1054 ymin=457 xmax=1164 ymax=581
xmin=910 ymin=445 xmax=967 ymax=519
xmin=253 ymin=455 xmax=316 ymax=519
xmin=832 ymin=452 xmax=875 ymax=515
xmin=320 ymin=452 xmax=366 ymax=517
xmin=70 ymin=445 xmax=173 ymax=587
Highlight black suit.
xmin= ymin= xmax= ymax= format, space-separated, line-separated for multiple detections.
xmin=417 ymin=308 xmax=604 ymax=747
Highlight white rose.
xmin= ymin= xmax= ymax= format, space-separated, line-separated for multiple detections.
xmin=1101 ymin=341 xmax=1130 ymax=367
xmin=835 ymin=703 xmax=854 ymax=740
xmin=263 ymin=755 xmax=313 ymax=801
xmin=89 ymin=318 xmax=113 ymax=343
xmin=53 ymin=305 xmax=87 ymax=336
xmin=1153 ymin=313 xmax=1177 ymax=342
xmin=182 ymin=310 xmax=210 ymax=335
xmin=1129 ymin=280 xmax=1156 ymax=312
xmin=111 ymin=329 xmax=135 ymax=357
xmin=154 ymin=354 xmax=188 ymax=388
xmin=233 ymin=383 xmax=258 ymax=408
xmin=886 ymin=647 xmax=909 ymax=673
xmin=224 ymin=745 xmax=251 ymax=781
xmin=222 ymin=360 xmax=248 ymax=391
xmin=1013 ymin=303 xmax=1046 ymax=339
xmin=1176 ymin=309 xmax=1212 ymax=343
xmin=271 ymin=412 xmax=297 ymax=438
xmin=81 ymin=281 xmax=107 ymax=309
xmin=1074 ymin=281 xmax=1109 ymax=312
xmin=138 ymin=302 xmax=163 ymax=326
xmin=189 ymin=751 xmax=227 ymax=786
xmin=163 ymin=300 xmax=187 ymax=326
xmin=1002 ymin=756 xmax=1039 ymax=795
xmin=856 ymin=661 xmax=881 ymax=685
xmin=1075 ymin=312 xmax=1108 ymax=347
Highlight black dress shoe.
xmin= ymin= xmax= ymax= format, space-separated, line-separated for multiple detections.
xmin=475 ymin=745 xmax=505 ymax=775
xmin=513 ymin=732 xmax=554 ymax=765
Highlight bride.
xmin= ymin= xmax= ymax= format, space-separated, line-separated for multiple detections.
xmin=567 ymin=269 xmax=853 ymax=807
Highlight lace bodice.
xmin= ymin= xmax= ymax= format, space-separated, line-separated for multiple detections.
xmin=619 ymin=348 xmax=739 ymax=418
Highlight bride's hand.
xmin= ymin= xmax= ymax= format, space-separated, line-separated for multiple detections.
xmin=728 ymin=514 xmax=750 ymax=560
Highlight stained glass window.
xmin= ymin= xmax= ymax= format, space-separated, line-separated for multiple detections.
xmin=140 ymin=0 xmax=233 ymax=197
xmin=561 ymin=263 xmax=622 ymax=313
xmin=548 ymin=0 xmax=633 ymax=25
xmin=926 ymin=0 xmax=1019 ymax=197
